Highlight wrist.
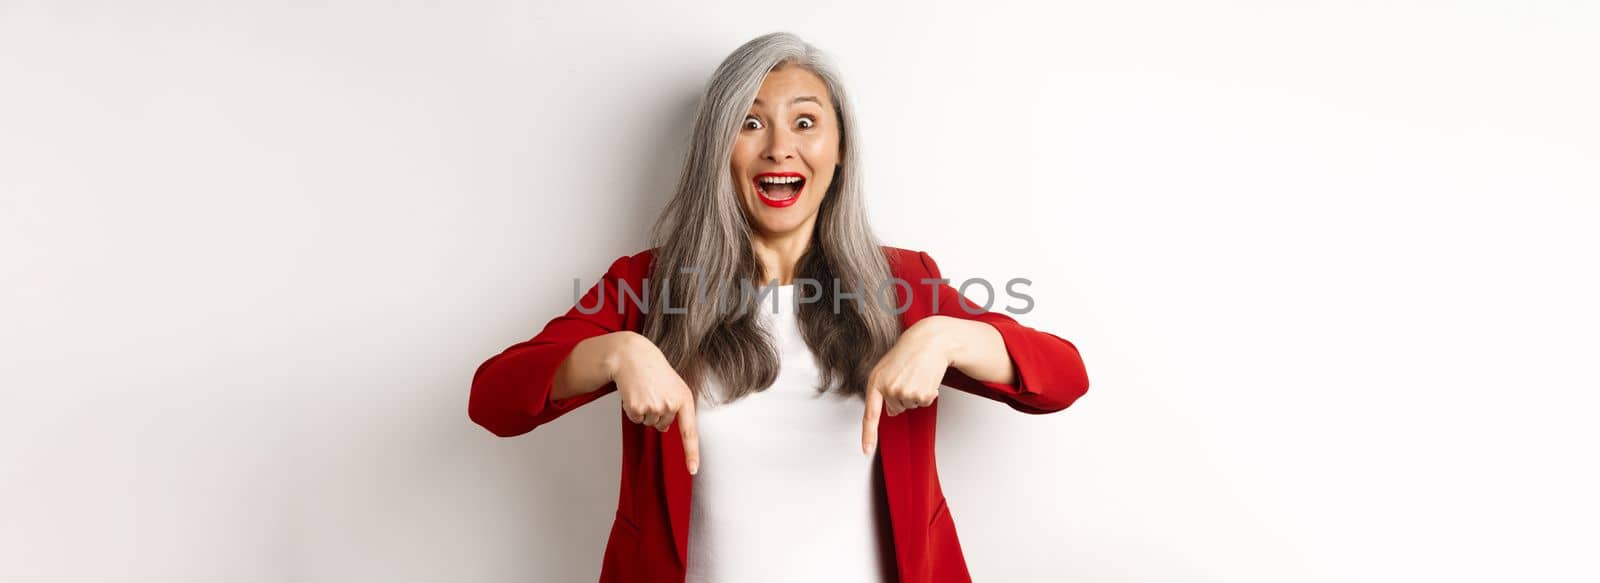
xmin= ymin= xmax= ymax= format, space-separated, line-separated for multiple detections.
xmin=915 ymin=315 xmax=968 ymax=367
xmin=602 ymin=331 xmax=647 ymax=380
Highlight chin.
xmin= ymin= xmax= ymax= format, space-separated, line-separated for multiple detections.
xmin=752 ymin=220 xmax=800 ymax=236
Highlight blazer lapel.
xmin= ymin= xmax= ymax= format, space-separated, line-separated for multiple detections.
xmin=875 ymin=406 xmax=919 ymax=579
xmin=661 ymin=422 xmax=691 ymax=568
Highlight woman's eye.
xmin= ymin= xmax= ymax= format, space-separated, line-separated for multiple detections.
xmin=744 ymin=116 xmax=763 ymax=130
xmin=797 ymin=116 xmax=815 ymax=129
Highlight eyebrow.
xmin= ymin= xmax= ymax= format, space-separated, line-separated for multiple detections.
xmin=752 ymin=96 xmax=823 ymax=106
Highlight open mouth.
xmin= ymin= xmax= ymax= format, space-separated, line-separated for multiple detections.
xmin=754 ymin=173 xmax=806 ymax=208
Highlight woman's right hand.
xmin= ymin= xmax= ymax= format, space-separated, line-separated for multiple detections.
xmin=610 ymin=332 xmax=700 ymax=475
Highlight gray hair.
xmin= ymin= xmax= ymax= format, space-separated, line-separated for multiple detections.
xmin=644 ymin=31 xmax=899 ymax=404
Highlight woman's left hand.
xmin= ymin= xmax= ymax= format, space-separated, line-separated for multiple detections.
xmin=861 ymin=315 xmax=960 ymax=455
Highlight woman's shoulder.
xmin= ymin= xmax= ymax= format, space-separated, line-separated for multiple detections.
xmin=878 ymin=244 xmax=921 ymax=267
xmin=592 ymin=247 xmax=661 ymax=283
xmin=878 ymin=244 xmax=935 ymax=280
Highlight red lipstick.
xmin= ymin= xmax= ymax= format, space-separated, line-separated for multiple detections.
xmin=753 ymin=171 xmax=806 ymax=208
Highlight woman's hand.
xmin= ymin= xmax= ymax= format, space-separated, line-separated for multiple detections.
xmin=860 ymin=315 xmax=1016 ymax=455
xmin=860 ymin=316 xmax=961 ymax=455
xmin=610 ymin=332 xmax=701 ymax=475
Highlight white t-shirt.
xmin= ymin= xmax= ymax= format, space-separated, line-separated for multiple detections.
xmin=684 ymin=284 xmax=895 ymax=583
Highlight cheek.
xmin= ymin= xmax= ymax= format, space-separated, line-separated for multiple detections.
xmin=730 ymin=140 xmax=757 ymax=176
xmin=798 ymin=139 xmax=835 ymax=166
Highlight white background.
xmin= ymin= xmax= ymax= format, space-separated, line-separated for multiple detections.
xmin=3 ymin=1 xmax=1597 ymax=581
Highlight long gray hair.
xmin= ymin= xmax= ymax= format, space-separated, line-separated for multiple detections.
xmin=643 ymin=32 xmax=900 ymax=404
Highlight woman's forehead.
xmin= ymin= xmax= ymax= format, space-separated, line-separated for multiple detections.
xmin=753 ymin=67 xmax=831 ymax=107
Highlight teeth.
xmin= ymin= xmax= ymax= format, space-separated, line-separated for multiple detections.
xmin=758 ymin=176 xmax=803 ymax=184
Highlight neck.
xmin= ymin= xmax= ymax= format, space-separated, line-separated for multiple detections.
xmin=749 ymin=222 xmax=816 ymax=286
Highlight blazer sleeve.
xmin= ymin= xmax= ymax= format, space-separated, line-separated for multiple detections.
xmin=468 ymin=254 xmax=636 ymax=437
xmin=919 ymin=250 xmax=1091 ymax=414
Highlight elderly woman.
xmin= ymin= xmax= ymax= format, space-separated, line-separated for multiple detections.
xmin=469 ymin=32 xmax=1090 ymax=583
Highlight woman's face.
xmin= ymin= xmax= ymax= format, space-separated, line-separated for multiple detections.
xmin=730 ymin=65 xmax=841 ymax=240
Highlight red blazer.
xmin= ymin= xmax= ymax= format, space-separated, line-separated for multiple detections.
xmin=469 ymin=246 xmax=1091 ymax=582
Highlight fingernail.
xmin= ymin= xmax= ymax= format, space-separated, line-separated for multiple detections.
xmin=863 ymin=442 xmax=875 ymax=456
xmin=689 ymin=460 xmax=699 ymax=475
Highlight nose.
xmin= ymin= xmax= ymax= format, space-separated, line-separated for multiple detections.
xmin=761 ymin=125 xmax=796 ymax=162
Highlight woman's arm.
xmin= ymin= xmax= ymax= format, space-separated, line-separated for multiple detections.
xmin=551 ymin=331 xmax=636 ymax=401
xmin=468 ymin=254 xmax=636 ymax=437
xmin=859 ymin=250 xmax=1092 ymax=453
xmin=915 ymin=315 xmax=1015 ymax=386
xmin=916 ymin=250 xmax=1091 ymax=414
xmin=468 ymin=253 xmax=702 ymax=474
